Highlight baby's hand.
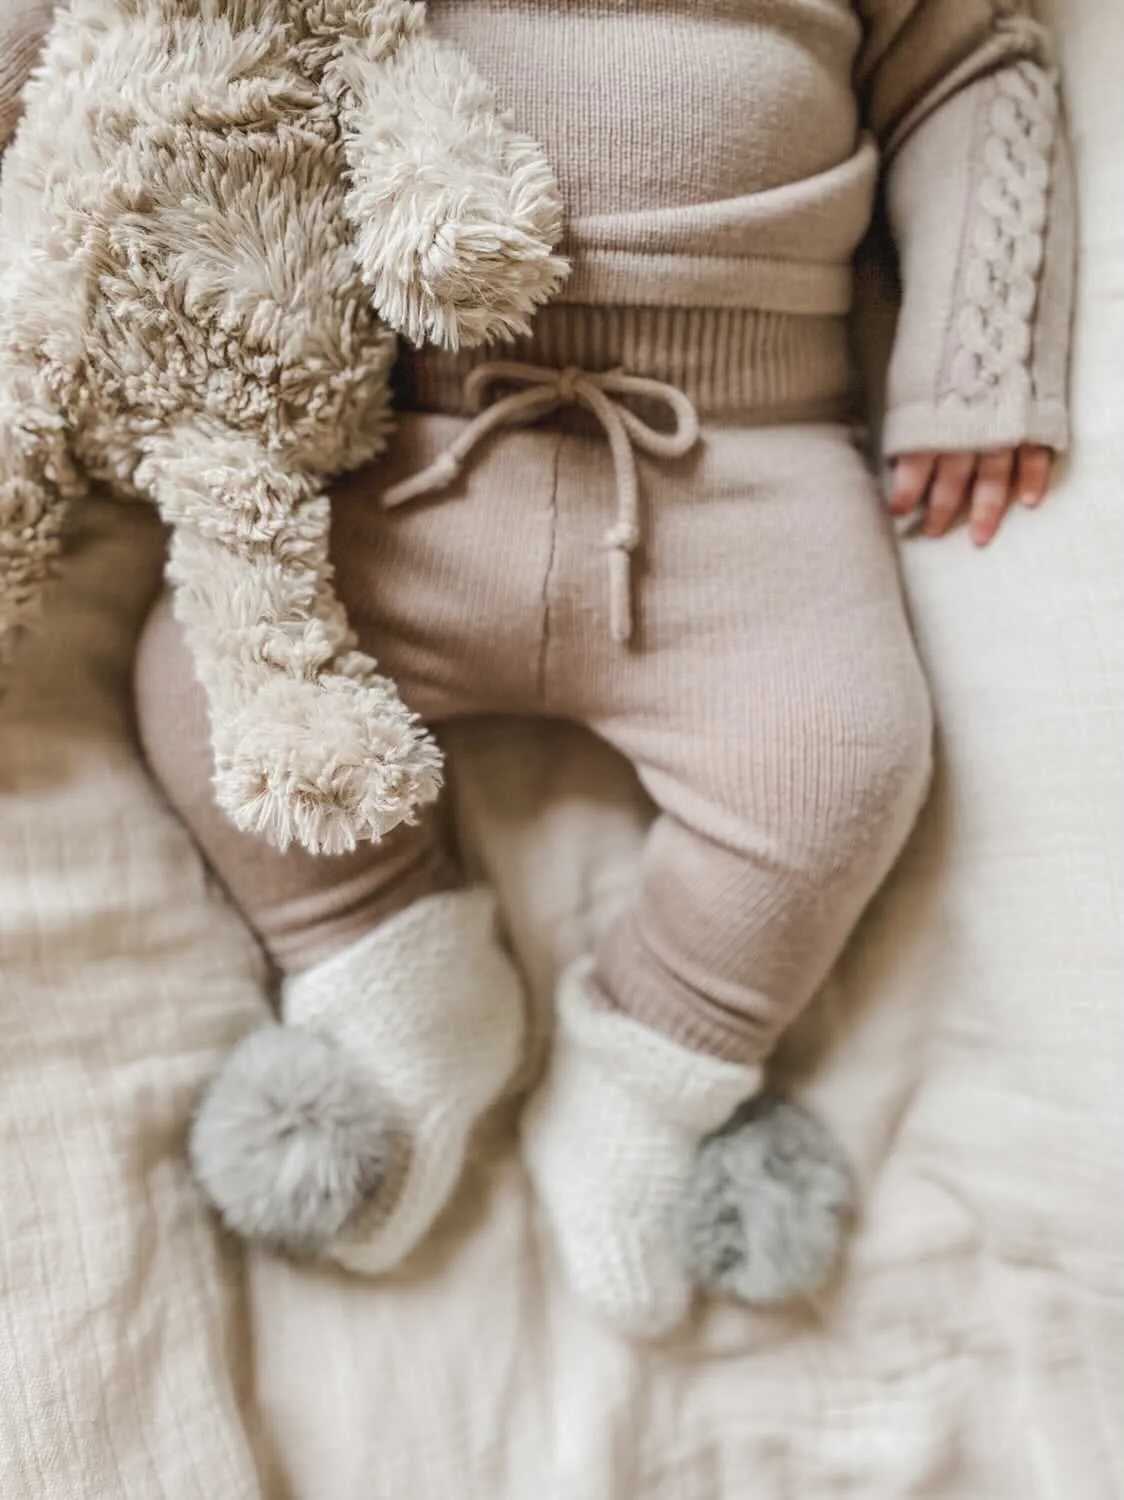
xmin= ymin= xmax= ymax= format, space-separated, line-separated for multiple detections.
xmin=889 ymin=445 xmax=1054 ymax=547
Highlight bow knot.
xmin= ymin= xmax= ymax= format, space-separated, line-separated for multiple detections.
xmin=556 ymin=365 xmax=582 ymax=402
xmin=382 ymin=361 xmax=701 ymax=643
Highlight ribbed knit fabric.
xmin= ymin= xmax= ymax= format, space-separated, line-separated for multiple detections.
xmin=398 ymin=305 xmax=854 ymax=423
xmin=0 ymin=0 xmax=54 ymax=152
xmin=137 ymin=369 xmax=934 ymax=1064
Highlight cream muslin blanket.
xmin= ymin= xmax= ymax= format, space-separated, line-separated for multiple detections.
xmin=1 ymin=0 xmax=1121 ymax=1493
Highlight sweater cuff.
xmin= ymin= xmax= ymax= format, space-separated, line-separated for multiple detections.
xmin=883 ymin=395 xmax=1069 ymax=459
xmin=881 ymin=61 xmax=1075 ymax=461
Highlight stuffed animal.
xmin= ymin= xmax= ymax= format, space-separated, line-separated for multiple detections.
xmin=0 ymin=0 xmax=567 ymax=857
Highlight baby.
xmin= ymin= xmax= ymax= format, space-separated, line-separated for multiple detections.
xmin=0 ymin=1 xmax=1073 ymax=1337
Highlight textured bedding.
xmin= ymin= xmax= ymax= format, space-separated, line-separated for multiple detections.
xmin=1 ymin=0 xmax=1122 ymax=1495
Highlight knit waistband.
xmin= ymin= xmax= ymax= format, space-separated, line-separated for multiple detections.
xmin=395 ymin=305 xmax=855 ymax=423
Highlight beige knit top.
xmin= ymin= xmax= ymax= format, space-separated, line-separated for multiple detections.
xmin=0 ymin=0 xmax=1074 ymax=457
xmin=428 ymin=0 xmax=1075 ymax=456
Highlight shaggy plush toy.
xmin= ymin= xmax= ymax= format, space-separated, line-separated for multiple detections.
xmin=0 ymin=0 xmax=566 ymax=856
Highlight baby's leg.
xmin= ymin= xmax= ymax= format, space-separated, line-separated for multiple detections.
xmin=137 ymin=595 xmax=524 ymax=1273
xmin=136 ymin=592 xmax=458 ymax=977
xmin=523 ymin=421 xmax=933 ymax=1333
xmin=135 ymin=414 xmax=559 ymax=1273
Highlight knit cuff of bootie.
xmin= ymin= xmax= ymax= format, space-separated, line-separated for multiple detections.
xmin=521 ymin=958 xmax=762 ymax=1338
xmin=189 ymin=887 xmax=525 ymax=1275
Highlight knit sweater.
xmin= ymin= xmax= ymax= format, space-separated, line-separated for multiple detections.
xmin=0 ymin=0 xmax=1075 ymax=455
xmin=427 ymin=0 xmax=1074 ymax=456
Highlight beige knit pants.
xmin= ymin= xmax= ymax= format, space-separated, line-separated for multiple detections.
xmin=135 ymin=308 xmax=933 ymax=1064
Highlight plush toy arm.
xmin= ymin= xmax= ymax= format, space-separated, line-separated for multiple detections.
xmin=0 ymin=373 xmax=79 ymax=672
xmin=137 ymin=428 xmax=442 ymax=856
xmin=318 ymin=0 xmax=568 ymax=350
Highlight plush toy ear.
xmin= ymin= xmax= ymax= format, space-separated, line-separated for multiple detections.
xmin=0 ymin=0 xmax=56 ymax=153
xmin=326 ymin=17 xmax=569 ymax=349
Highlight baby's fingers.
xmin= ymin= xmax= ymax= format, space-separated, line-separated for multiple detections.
xmin=1015 ymin=444 xmax=1053 ymax=508
xmin=968 ymin=448 xmax=1016 ymax=546
xmin=889 ymin=453 xmax=936 ymax=516
xmin=924 ymin=453 xmax=976 ymax=537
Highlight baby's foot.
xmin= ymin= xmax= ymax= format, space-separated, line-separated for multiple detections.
xmin=678 ymin=1096 xmax=854 ymax=1306
xmin=521 ymin=960 xmax=761 ymax=1337
xmin=190 ymin=888 xmax=525 ymax=1273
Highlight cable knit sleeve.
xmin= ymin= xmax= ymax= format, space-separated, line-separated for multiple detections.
xmin=858 ymin=0 xmax=1075 ymax=457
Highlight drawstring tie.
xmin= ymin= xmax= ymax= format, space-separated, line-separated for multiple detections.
xmin=381 ymin=362 xmax=701 ymax=644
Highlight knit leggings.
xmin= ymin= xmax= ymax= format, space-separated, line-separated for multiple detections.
xmin=134 ymin=307 xmax=933 ymax=1064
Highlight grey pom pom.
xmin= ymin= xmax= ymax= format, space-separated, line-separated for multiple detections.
xmin=189 ymin=1026 xmax=404 ymax=1258
xmin=678 ymin=1096 xmax=854 ymax=1306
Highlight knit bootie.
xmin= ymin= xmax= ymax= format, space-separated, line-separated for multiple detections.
xmin=522 ymin=960 xmax=855 ymax=1336
xmin=189 ymin=888 xmax=525 ymax=1274
xmin=521 ymin=959 xmax=762 ymax=1337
